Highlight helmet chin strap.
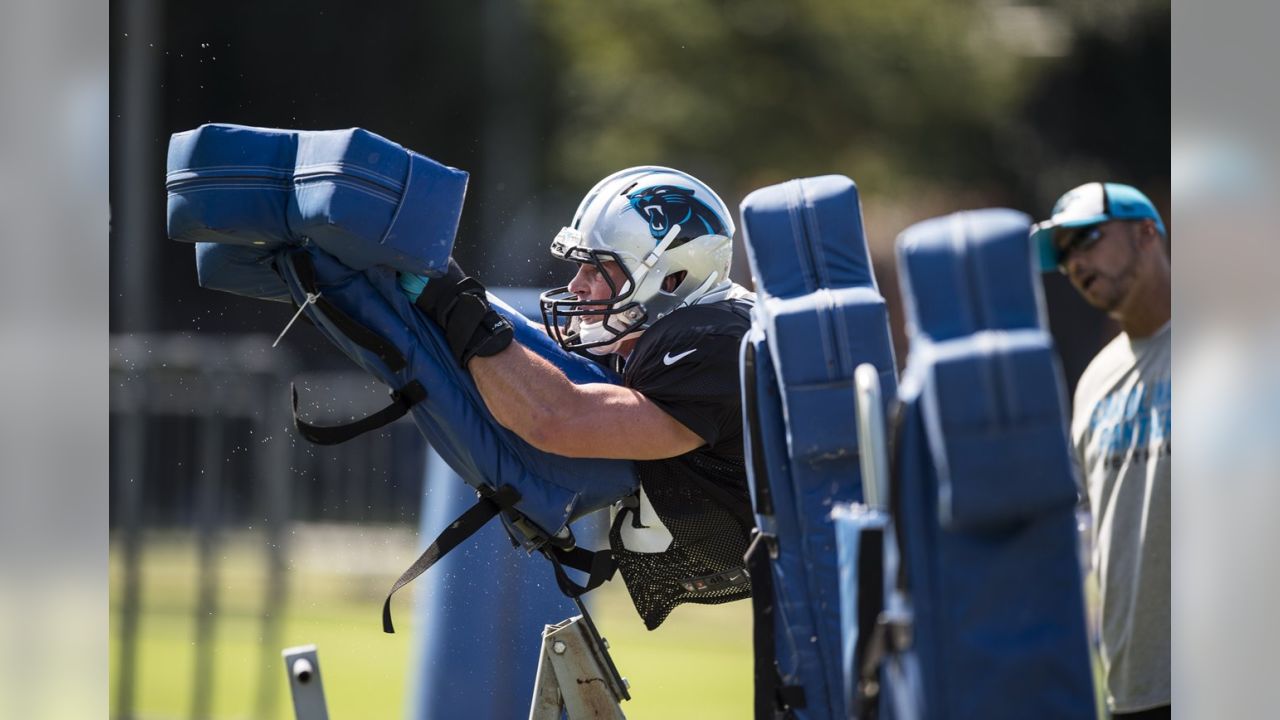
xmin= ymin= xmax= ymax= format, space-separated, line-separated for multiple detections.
xmin=624 ymin=223 xmax=683 ymax=295
xmin=684 ymin=273 xmax=723 ymax=306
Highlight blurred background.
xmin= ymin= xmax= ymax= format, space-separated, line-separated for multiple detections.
xmin=109 ymin=0 xmax=1169 ymax=718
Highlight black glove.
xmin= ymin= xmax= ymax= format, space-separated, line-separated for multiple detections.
xmin=411 ymin=258 xmax=514 ymax=367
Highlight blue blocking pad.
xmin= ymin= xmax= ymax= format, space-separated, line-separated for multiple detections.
xmin=740 ymin=175 xmax=876 ymax=294
xmin=195 ymin=242 xmax=292 ymax=303
xmin=272 ymin=245 xmax=637 ymax=536
xmin=895 ymin=209 xmax=1076 ymax=529
xmin=739 ymin=175 xmax=898 ymax=720
xmin=167 ymin=123 xmax=468 ymax=276
xmin=167 ymin=125 xmax=296 ymax=247
xmin=169 ymin=123 xmax=636 ymax=539
xmin=923 ymin=332 xmax=1078 ymax=528
xmin=763 ymin=288 xmax=895 ymax=462
xmin=895 ymin=210 xmax=1042 ymax=343
xmin=885 ymin=208 xmax=1093 ymax=718
xmin=742 ymin=176 xmax=898 ymax=467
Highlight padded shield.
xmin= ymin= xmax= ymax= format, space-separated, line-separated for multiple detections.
xmin=168 ymin=124 xmax=637 ymax=540
xmin=195 ymin=242 xmax=292 ymax=303
xmin=168 ymin=123 xmax=468 ymax=275
xmin=272 ymin=246 xmax=638 ymax=535
xmin=739 ymin=175 xmax=898 ymax=720
xmin=885 ymin=208 xmax=1094 ymax=718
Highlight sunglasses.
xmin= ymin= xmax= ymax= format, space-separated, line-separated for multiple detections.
xmin=1054 ymin=224 xmax=1105 ymax=273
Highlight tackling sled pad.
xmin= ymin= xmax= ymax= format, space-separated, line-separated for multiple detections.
xmin=167 ymin=123 xmax=467 ymax=275
xmin=273 ymin=246 xmax=638 ymax=534
xmin=868 ymin=208 xmax=1093 ymax=719
xmin=739 ymin=175 xmax=898 ymax=720
xmin=166 ymin=125 xmax=639 ymax=588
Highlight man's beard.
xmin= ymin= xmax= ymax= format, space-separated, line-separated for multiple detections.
xmin=1084 ymin=239 xmax=1141 ymax=313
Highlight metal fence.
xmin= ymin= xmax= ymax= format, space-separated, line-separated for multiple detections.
xmin=109 ymin=333 xmax=427 ymax=719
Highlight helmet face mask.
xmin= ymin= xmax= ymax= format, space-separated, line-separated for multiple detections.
xmin=539 ymin=243 xmax=649 ymax=354
xmin=539 ymin=166 xmax=735 ymax=355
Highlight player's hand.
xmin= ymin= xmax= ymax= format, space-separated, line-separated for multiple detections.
xmin=401 ymin=258 xmax=513 ymax=367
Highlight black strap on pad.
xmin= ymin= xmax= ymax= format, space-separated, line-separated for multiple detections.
xmin=291 ymin=252 xmax=407 ymax=372
xmin=745 ymin=530 xmax=806 ymax=717
xmin=546 ymin=544 xmax=617 ymax=599
xmin=856 ymin=402 xmax=911 ymax=717
xmin=853 ymin=525 xmax=886 ymax=720
xmin=742 ymin=343 xmax=776 ymax=517
xmin=742 ymin=342 xmax=807 ymax=718
xmin=382 ymin=484 xmax=521 ymax=633
xmin=292 ymin=380 xmax=427 ymax=446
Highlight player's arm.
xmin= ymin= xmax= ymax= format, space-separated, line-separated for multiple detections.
xmin=402 ymin=259 xmax=702 ymax=460
xmin=468 ymin=343 xmax=703 ymax=459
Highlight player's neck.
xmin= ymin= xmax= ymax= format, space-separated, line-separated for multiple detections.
xmin=616 ymin=335 xmax=640 ymax=360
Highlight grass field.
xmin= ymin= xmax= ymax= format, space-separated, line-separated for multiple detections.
xmin=110 ymin=526 xmax=752 ymax=719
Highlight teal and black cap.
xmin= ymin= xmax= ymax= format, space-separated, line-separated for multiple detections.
xmin=1030 ymin=182 xmax=1166 ymax=272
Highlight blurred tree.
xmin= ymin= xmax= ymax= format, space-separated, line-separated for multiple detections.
xmin=536 ymin=0 xmax=1026 ymax=197
xmin=1018 ymin=0 xmax=1171 ymax=209
xmin=534 ymin=0 xmax=1168 ymax=387
xmin=123 ymin=0 xmax=1167 ymax=373
xmin=535 ymin=0 xmax=1167 ymax=208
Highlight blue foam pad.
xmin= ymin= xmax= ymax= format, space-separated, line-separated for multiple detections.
xmin=895 ymin=209 xmax=1043 ymax=341
xmin=884 ymin=208 xmax=1093 ymax=718
xmin=764 ymin=288 xmax=896 ymax=462
xmin=739 ymin=175 xmax=898 ymax=720
xmin=195 ymin=242 xmax=291 ymax=303
xmin=169 ymin=123 xmax=636 ymax=537
xmin=740 ymin=175 xmax=876 ymax=297
xmin=271 ymin=246 xmax=637 ymax=535
xmin=742 ymin=176 xmax=898 ymax=470
xmin=922 ymin=332 xmax=1077 ymax=529
xmin=895 ymin=208 xmax=1076 ymax=529
xmin=167 ymin=123 xmax=468 ymax=275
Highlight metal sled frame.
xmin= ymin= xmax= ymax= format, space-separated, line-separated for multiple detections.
xmin=528 ymin=595 xmax=631 ymax=720
xmin=282 ymin=645 xmax=330 ymax=720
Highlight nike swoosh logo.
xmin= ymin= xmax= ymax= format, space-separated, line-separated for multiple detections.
xmin=663 ymin=349 xmax=697 ymax=365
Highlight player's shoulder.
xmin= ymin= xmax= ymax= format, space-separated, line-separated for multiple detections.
xmin=627 ymin=298 xmax=753 ymax=372
xmin=644 ymin=297 xmax=753 ymax=344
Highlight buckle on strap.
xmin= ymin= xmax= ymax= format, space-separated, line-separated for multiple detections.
xmin=744 ymin=527 xmax=779 ymax=562
xmin=856 ymin=606 xmax=915 ymax=711
xmin=391 ymin=380 xmax=428 ymax=407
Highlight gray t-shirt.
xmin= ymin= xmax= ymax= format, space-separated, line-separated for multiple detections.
xmin=1072 ymin=321 xmax=1171 ymax=712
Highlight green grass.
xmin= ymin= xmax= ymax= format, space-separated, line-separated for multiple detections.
xmin=111 ymin=528 xmax=1105 ymax=719
xmin=111 ymin=528 xmax=751 ymax=719
xmin=595 ymin=584 xmax=752 ymax=719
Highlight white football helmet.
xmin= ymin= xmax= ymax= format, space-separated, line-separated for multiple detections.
xmin=539 ymin=166 xmax=736 ymax=355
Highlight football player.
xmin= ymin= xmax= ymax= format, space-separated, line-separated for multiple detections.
xmin=407 ymin=166 xmax=756 ymax=628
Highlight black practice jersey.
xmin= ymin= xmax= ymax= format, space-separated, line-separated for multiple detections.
xmin=609 ymin=297 xmax=756 ymax=629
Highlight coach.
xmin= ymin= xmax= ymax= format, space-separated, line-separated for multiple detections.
xmin=1032 ymin=182 xmax=1171 ymax=718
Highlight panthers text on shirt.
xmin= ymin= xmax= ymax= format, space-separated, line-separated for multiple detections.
xmin=1086 ymin=376 xmax=1171 ymax=470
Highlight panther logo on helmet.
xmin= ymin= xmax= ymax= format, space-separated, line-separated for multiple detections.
xmin=626 ymin=185 xmax=727 ymax=242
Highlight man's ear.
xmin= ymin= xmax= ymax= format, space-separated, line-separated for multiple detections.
xmin=1135 ymin=219 xmax=1160 ymax=247
xmin=661 ymin=270 xmax=687 ymax=293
